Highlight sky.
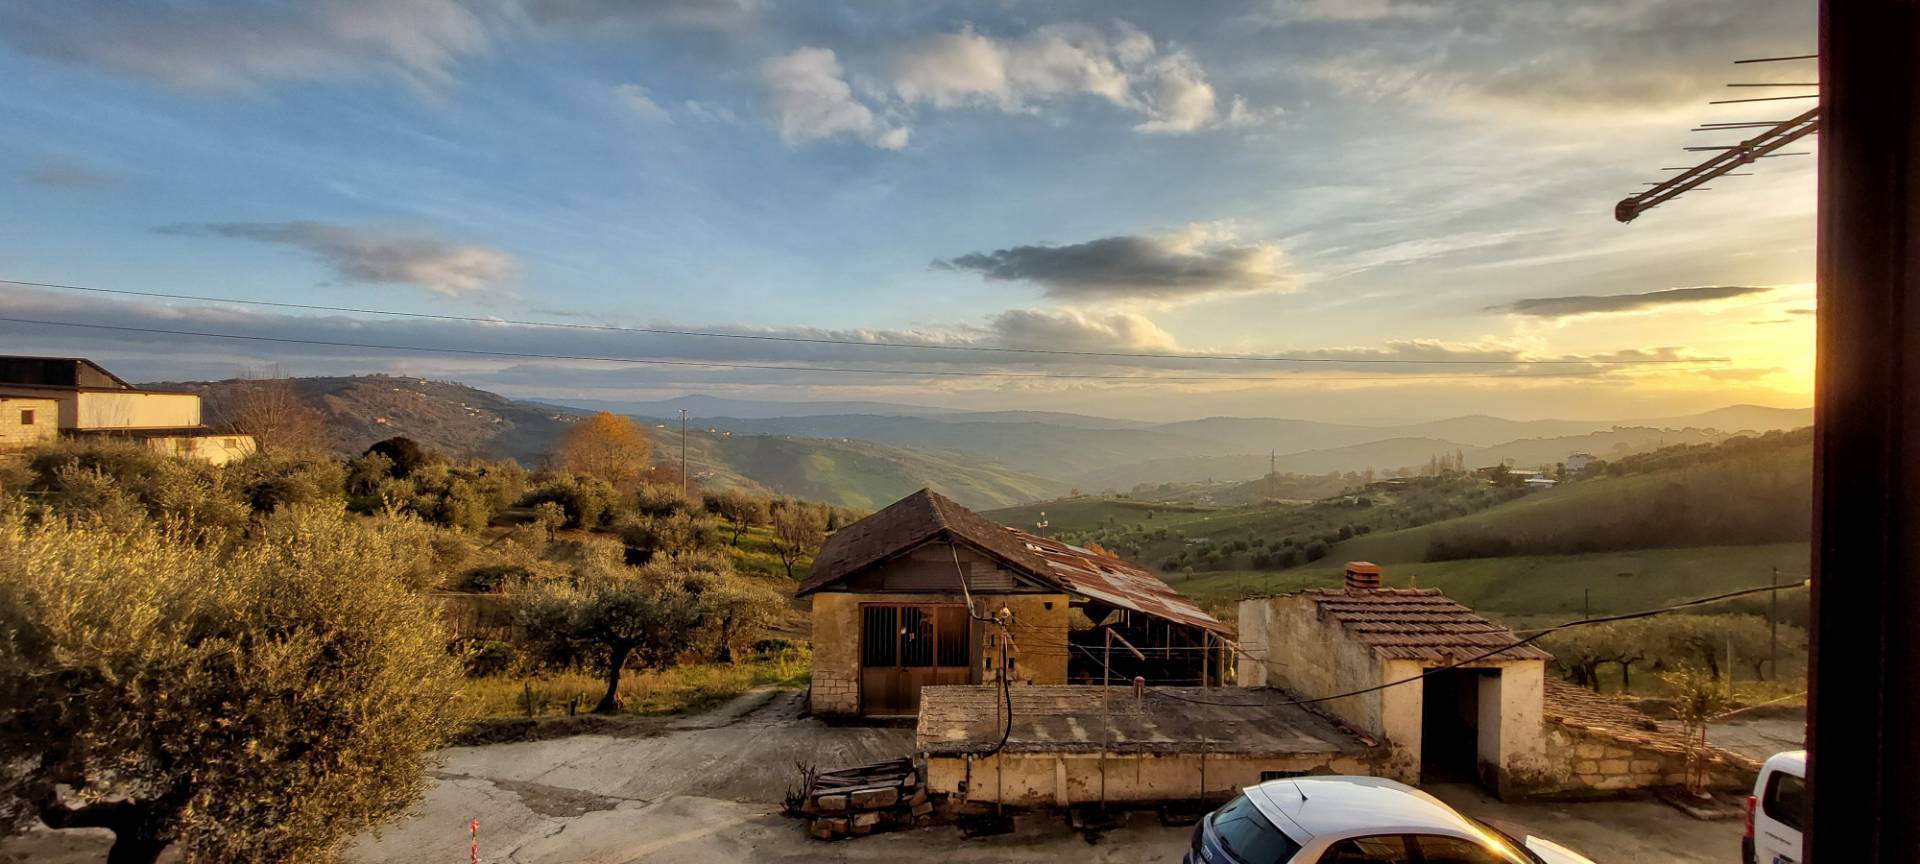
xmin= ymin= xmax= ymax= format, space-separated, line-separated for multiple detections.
xmin=0 ymin=0 xmax=1818 ymax=422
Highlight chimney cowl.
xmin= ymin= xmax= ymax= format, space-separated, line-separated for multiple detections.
xmin=1344 ymin=561 xmax=1383 ymax=592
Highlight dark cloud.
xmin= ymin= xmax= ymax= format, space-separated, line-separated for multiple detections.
xmin=0 ymin=288 xmax=1720 ymax=393
xmin=935 ymin=227 xmax=1291 ymax=302
xmin=167 ymin=221 xmax=517 ymax=299
xmin=1496 ymin=285 xmax=1769 ymax=318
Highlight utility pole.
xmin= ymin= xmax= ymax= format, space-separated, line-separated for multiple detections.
xmin=1769 ymin=566 xmax=1779 ymax=681
xmin=1584 ymin=588 xmax=1591 ymax=621
xmin=678 ymin=409 xmax=688 ymax=496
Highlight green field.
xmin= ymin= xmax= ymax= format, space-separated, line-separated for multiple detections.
xmin=1172 ymin=542 xmax=1809 ymax=627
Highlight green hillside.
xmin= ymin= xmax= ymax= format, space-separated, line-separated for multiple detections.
xmin=1175 ymin=543 xmax=1809 ymax=627
xmin=656 ymin=426 xmax=1067 ymax=511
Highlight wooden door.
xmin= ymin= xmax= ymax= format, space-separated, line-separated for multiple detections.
xmin=859 ymin=604 xmax=972 ymax=716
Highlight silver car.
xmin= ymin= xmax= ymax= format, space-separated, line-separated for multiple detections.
xmin=1185 ymin=777 xmax=1596 ymax=864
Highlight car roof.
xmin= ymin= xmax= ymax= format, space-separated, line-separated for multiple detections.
xmin=1245 ymin=776 xmax=1485 ymax=841
xmin=1763 ymin=750 xmax=1807 ymax=774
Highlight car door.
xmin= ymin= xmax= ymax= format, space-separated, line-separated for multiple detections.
xmin=1756 ymin=770 xmax=1807 ymax=863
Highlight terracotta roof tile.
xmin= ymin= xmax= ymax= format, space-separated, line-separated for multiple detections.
xmin=1543 ymin=680 xmax=1761 ymax=771
xmin=1300 ymin=588 xmax=1553 ymax=661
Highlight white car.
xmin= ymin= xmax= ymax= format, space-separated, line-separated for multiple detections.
xmin=1185 ymin=776 xmax=1596 ymax=864
xmin=1744 ymin=751 xmax=1806 ymax=864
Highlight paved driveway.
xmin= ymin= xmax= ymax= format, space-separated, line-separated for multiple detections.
xmin=6 ymin=687 xmax=1744 ymax=863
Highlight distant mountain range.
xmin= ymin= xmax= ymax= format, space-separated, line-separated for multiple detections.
xmin=163 ymin=375 xmax=1810 ymax=510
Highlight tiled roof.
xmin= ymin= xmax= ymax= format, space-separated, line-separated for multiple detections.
xmin=797 ymin=489 xmax=1227 ymax=635
xmin=796 ymin=488 xmax=1053 ymax=596
xmin=1301 ymin=588 xmax=1553 ymax=661
xmin=1543 ymin=680 xmax=1761 ymax=771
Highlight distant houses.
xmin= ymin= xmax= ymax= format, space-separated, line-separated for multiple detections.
xmin=0 ymin=356 xmax=255 ymax=463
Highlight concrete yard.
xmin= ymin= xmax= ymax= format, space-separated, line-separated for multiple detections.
xmin=6 ymin=686 xmax=1749 ymax=863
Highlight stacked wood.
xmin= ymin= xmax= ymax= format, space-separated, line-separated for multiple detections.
xmin=792 ymin=758 xmax=935 ymax=840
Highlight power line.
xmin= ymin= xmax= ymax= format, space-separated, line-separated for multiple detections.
xmin=1151 ymin=579 xmax=1808 ymax=708
xmin=0 ymin=316 xmax=1650 ymax=384
xmin=3 ymin=278 xmax=1710 ymax=367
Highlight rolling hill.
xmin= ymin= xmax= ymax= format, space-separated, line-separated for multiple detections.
xmin=171 ymin=376 xmax=1065 ymax=510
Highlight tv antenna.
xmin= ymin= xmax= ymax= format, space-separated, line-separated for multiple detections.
xmin=1614 ymin=54 xmax=1819 ymax=223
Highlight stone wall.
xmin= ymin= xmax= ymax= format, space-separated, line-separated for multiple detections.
xmin=926 ymin=750 xmax=1384 ymax=809
xmin=1528 ymin=681 xmax=1758 ymax=795
xmin=808 ymin=589 xmax=1069 ymax=717
xmin=0 ymin=398 xmax=58 ymax=452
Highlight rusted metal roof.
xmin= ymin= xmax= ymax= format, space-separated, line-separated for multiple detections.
xmin=1301 ymin=588 xmax=1553 ymax=661
xmin=797 ymin=488 xmax=1228 ymax=635
xmin=1016 ymin=531 xmax=1230 ymax=635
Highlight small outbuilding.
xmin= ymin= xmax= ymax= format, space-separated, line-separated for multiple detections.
xmin=1238 ymin=562 xmax=1762 ymax=798
xmin=797 ymin=489 xmax=1231 ymax=718
xmin=1236 ymin=566 xmax=1554 ymax=796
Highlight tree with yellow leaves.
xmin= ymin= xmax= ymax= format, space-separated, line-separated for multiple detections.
xmin=551 ymin=412 xmax=653 ymax=488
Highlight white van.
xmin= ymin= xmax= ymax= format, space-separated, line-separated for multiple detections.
xmin=1744 ymin=750 xmax=1807 ymax=864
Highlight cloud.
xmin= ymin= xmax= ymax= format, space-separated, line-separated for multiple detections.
xmin=0 ymin=0 xmax=493 ymax=91
xmin=936 ymin=223 xmax=1293 ymax=303
xmin=1496 ymin=285 xmax=1771 ymax=318
xmin=525 ymin=0 xmax=754 ymax=30
xmin=1266 ymin=0 xmax=1450 ymax=23
xmin=174 ymin=221 xmax=517 ymax=298
xmin=24 ymin=158 xmax=114 ymax=190
xmin=760 ymin=47 xmax=908 ymax=150
xmin=983 ymin=308 xmax=1180 ymax=353
xmin=612 ymin=83 xmax=672 ymax=122
xmin=1286 ymin=0 xmax=1814 ymax=116
xmin=890 ymin=22 xmax=1248 ymax=134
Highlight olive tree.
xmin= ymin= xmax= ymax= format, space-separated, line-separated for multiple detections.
xmin=0 ymin=504 xmax=470 ymax=864
xmin=770 ymin=505 xmax=826 ymax=580
xmin=519 ymin=564 xmax=709 ymax=714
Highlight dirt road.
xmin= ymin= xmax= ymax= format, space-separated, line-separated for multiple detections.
xmin=6 ymin=687 xmax=1746 ymax=863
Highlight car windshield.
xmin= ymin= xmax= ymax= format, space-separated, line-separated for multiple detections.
xmin=1211 ymin=794 xmax=1303 ymax=864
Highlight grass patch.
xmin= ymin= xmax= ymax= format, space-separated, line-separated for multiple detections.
xmin=465 ymin=648 xmax=811 ymax=719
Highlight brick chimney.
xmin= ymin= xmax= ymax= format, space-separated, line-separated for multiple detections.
xmin=1344 ymin=561 xmax=1382 ymax=592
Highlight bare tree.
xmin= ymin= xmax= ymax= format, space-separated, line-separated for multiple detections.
xmin=222 ymin=377 xmax=325 ymax=454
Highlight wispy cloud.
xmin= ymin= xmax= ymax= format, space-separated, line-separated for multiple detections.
xmin=1495 ymin=285 xmax=1770 ymax=318
xmin=24 ymin=157 xmax=114 ymax=190
xmin=525 ymin=0 xmax=755 ymax=31
xmin=936 ymin=223 xmax=1293 ymax=303
xmin=169 ymin=221 xmax=518 ymax=299
xmin=0 ymin=0 xmax=494 ymax=91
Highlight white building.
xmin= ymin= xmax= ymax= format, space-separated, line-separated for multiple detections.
xmin=0 ymin=356 xmax=255 ymax=464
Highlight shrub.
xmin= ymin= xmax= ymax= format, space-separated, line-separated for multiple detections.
xmin=0 ymin=503 xmax=470 ymax=863
xmin=1303 ymin=540 xmax=1329 ymax=562
xmin=462 ymin=640 xmax=519 ymax=677
xmin=523 ymin=474 xmax=618 ymax=529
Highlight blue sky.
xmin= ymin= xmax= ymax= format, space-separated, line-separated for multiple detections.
xmin=0 ymin=0 xmax=1817 ymax=421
